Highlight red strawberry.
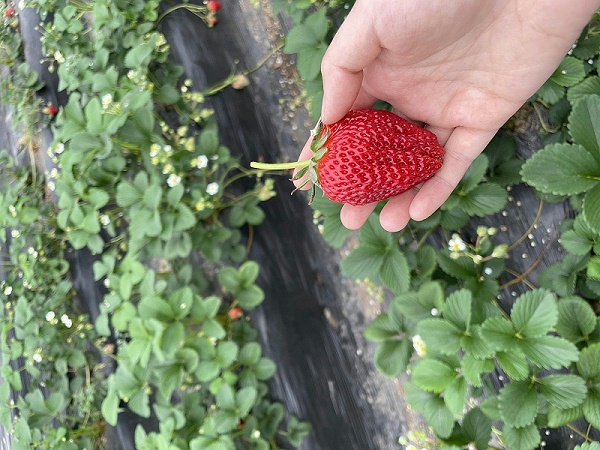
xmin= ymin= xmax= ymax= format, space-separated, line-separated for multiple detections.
xmin=228 ymin=307 xmax=243 ymax=320
xmin=5 ymin=7 xmax=16 ymax=17
xmin=207 ymin=1 xmax=221 ymax=12
xmin=44 ymin=105 xmax=59 ymax=115
xmin=251 ymin=109 xmax=444 ymax=206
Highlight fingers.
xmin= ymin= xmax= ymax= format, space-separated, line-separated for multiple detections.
xmin=340 ymin=202 xmax=378 ymax=230
xmin=409 ymin=127 xmax=496 ymax=221
xmin=320 ymin=2 xmax=381 ymax=124
xmin=379 ymin=190 xmax=417 ymax=232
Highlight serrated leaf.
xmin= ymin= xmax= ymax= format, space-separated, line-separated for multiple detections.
xmin=461 ymin=408 xmax=493 ymax=450
xmin=405 ymin=383 xmax=455 ymax=438
xmin=560 ymin=228 xmax=596 ymax=255
xmin=458 ymin=182 xmax=507 ymax=217
xmin=444 ymin=377 xmax=467 ymax=415
xmin=417 ymin=319 xmax=462 ymax=355
xmin=297 ymin=46 xmax=327 ymax=81
xmin=379 ymin=246 xmax=410 ymax=293
xmin=460 ymin=326 xmax=494 ymax=360
xmin=502 ymin=424 xmax=541 ymax=450
xmin=443 ymin=289 xmax=472 ymax=331
xmin=437 ymin=251 xmax=478 ymax=279
xmin=551 ymin=56 xmax=586 ymax=87
xmin=480 ymin=395 xmax=502 ymax=421
xmin=457 ymin=154 xmax=488 ymax=194
xmin=577 ymin=343 xmax=600 ymax=382
xmin=568 ymin=95 xmax=599 ymax=158
xmin=374 ymin=338 xmax=412 ymax=377
xmin=363 ymin=313 xmax=400 ymax=342
xmin=520 ymin=143 xmax=598 ymax=195
xmin=462 ymin=354 xmax=493 ymax=387
xmin=574 ymin=443 xmax=600 ymax=450
xmin=340 ymin=245 xmax=385 ymax=279
xmin=393 ymin=281 xmax=445 ymax=323
xmin=480 ymin=316 xmax=517 ymax=351
xmin=536 ymin=79 xmax=565 ymax=105
xmin=583 ymin=395 xmax=599 ymax=429
xmin=499 ymin=381 xmax=538 ymax=428
xmin=538 ymin=374 xmax=587 ymax=409
xmin=510 ymin=289 xmax=558 ymax=337
xmin=567 ymin=76 xmax=599 ymax=105
xmin=496 ymin=349 xmax=530 ymax=380
xmin=519 ymin=335 xmax=579 ymax=369
xmin=583 ymin=187 xmax=600 ymax=233
xmin=556 ymin=297 xmax=597 ymax=343
xmin=547 ymin=403 xmax=584 ymax=427
xmin=411 ymin=358 xmax=457 ymax=393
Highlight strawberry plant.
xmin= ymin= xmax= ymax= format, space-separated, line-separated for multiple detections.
xmin=273 ymin=1 xmax=599 ymax=449
xmin=0 ymin=0 xmax=310 ymax=448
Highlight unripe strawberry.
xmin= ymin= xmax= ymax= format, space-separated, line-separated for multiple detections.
xmin=207 ymin=16 xmax=218 ymax=27
xmin=251 ymin=109 xmax=444 ymax=206
xmin=228 ymin=307 xmax=243 ymax=320
xmin=207 ymin=1 xmax=221 ymax=12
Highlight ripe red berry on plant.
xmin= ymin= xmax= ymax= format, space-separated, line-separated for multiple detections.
xmin=207 ymin=1 xmax=221 ymax=12
xmin=227 ymin=307 xmax=243 ymax=320
xmin=5 ymin=7 xmax=16 ymax=17
xmin=251 ymin=109 xmax=444 ymax=206
xmin=44 ymin=105 xmax=59 ymax=115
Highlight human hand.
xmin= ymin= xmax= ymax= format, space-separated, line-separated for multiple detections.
xmin=295 ymin=0 xmax=597 ymax=232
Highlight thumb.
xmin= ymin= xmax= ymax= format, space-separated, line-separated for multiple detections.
xmin=320 ymin=1 xmax=381 ymax=124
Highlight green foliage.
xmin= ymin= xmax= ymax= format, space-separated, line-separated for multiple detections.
xmin=0 ymin=0 xmax=308 ymax=448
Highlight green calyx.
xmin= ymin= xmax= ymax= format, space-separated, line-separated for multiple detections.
xmin=250 ymin=119 xmax=328 ymax=204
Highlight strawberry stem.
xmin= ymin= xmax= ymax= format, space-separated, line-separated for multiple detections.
xmin=250 ymin=160 xmax=310 ymax=170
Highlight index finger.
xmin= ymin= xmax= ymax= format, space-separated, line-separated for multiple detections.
xmin=320 ymin=1 xmax=381 ymax=124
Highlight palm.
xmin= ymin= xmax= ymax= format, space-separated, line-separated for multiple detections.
xmin=298 ymin=0 xmax=596 ymax=231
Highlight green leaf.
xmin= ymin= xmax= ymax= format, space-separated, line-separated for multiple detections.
xmin=284 ymin=8 xmax=327 ymax=50
xmin=567 ymin=76 xmax=599 ymax=105
xmin=537 ymin=374 xmax=587 ymax=409
xmin=502 ymin=424 xmax=541 ymax=450
xmin=406 ymin=382 xmax=455 ymax=437
xmin=574 ymin=443 xmax=600 ymax=450
xmin=536 ymin=79 xmax=565 ymax=105
xmin=498 ymin=380 xmax=538 ymax=428
xmin=518 ymin=335 xmax=579 ymax=369
xmin=457 ymin=154 xmax=488 ymax=194
xmin=583 ymin=187 xmax=600 ymax=233
xmin=583 ymin=395 xmax=599 ymax=430
xmin=460 ymin=408 xmax=493 ymax=450
xmin=587 ymin=256 xmax=600 ymax=280
xmin=577 ymin=343 xmax=599 ymax=382
xmin=379 ymin=246 xmax=410 ymax=293
xmin=236 ymin=387 xmax=257 ymax=416
xmin=340 ymin=246 xmax=385 ymax=279
xmin=496 ymin=349 xmax=530 ymax=380
xmin=551 ymin=56 xmax=586 ymax=87
xmin=374 ymin=338 xmax=412 ymax=377
xmin=443 ymin=289 xmax=472 ymax=331
xmin=520 ymin=143 xmax=598 ymax=195
xmin=480 ymin=395 xmax=502 ymax=421
xmin=297 ymin=46 xmax=327 ymax=81
xmin=363 ymin=313 xmax=401 ymax=342
xmin=394 ymin=281 xmax=445 ymax=323
xmin=480 ymin=316 xmax=518 ymax=351
xmin=462 ymin=354 xmax=494 ymax=387
xmin=444 ymin=376 xmax=467 ymax=415
xmin=556 ymin=296 xmax=597 ymax=343
xmin=411 ymin=358 xmax=457 ymax=393
xmin=458 ymin=183 xmax=507 ymax=217
xmin=417 ymin=319 xmax=462 ymax=355
xmin=125 ymin=42 xmax=154 ymax=69
xmin=568 ymin=95 xmax=599 ymax=159
xmin=510 ymin=289 xmax=558 ymax=337
xmin=547 ymin=403 xmax=584 ymax=428
xmin=437 ymin=251 xmax=478 ymax=280
xmin=101 ymin=386 xmax=120 ymax=426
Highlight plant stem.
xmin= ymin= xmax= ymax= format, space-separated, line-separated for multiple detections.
xmin=250 ymin=160 xmax=309 ymax=170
